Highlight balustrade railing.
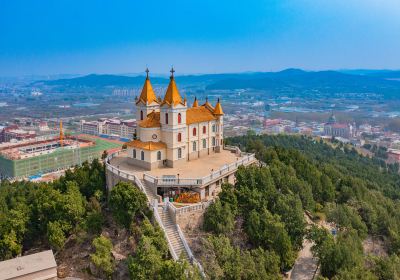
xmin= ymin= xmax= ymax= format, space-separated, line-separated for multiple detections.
xmin=176 ymin=224 xmax=206 ymax=277
xmin=166 ymin=200 xmax=212 ymax=216
xmin=141 ymin=153 xmax=255 ymax=187
xmin=105 ymin=149 xmax=149 ymax=202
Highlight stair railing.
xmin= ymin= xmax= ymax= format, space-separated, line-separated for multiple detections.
xmin=152 ymin=199 xmax=178 ymax=260
xmin=176 ymin=224 xmax=206 ymax=278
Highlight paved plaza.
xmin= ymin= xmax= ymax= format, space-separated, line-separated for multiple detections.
xmin=110 ymin=149 xmax=244 ymax=179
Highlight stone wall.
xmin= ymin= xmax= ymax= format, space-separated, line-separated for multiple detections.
xmin=176 ymin=208 xmax=206 ymax=231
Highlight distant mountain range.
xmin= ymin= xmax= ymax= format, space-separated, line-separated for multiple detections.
xmin=32 ymin=69 xmax=400 ymax=98
xmin=205 ymin=69 xmax=400 ymax=93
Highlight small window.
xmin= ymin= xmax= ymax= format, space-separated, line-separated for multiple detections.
xmin=157 ymin=151 xmax=161 ymax=160
xmin=178 ymin=148 xmax=182 ymax=159
xmin=212 ymin=137 xmax=216 ymax=146
xmin=178 ymin=113 xmax=182 ymax=124
xmin=203 ymin=126 xmax=206 ymax=134
xmin=165 ymin=113 xmax=169 ymax=124
xmin=212 ymin=124 xmax=216 ymax=132
xmin=193 ymin=127 xmax=197 ymax=136
xmin=178 ymin=132 xmax=182 ymax=142
xmin=141 ymin=151 xmax=144 ymax=160
xmin=140 ymin=110 xmax=144 ymax=120
xmin=133 ymin=149 xmax=136 ymax=158
xmin=203 ymin=139 xmax=206 ymax=149
xmin=193 ymin=141 xmax=197 ymax=151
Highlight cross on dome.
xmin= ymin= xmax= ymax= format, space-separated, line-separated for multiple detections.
xmin=170 ymin=67 xmax=175 ymax=78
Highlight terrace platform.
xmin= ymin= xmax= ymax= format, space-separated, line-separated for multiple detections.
xmin=106 ymin=146 xmax=257 ymax=201
xmin=110 ymin=148 xmax=244 ymax=179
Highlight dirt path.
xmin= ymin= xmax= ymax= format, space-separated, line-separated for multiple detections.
xmin=290 ymin=239 xmax=318 ymax=280
xmin=290 ymin=213 xmax=334 ymax=280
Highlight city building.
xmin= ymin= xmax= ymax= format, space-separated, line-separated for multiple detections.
xmin=80 ymin=118 xmax=136 ymax=139
xmin=0 ymin=250 xmax=57 ymax=280
xmin=0 ymin=125 xmax=36 ymax=143
xmin=324 ymin=113 xmax=354 ymax=139
xmin=80 ymin=120 xmax=100 ymax=136
xmin=0 ymin=134 xmax=121 ymax=179
xmin=102 ymin=118 xmax=136 ymax=139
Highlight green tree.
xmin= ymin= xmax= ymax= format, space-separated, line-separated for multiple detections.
xmin=128 ymin=236 xmax=164 ymax=280
xmin=246 ymin=209 xmax=296 ymax=270
xmin=309 ymin=227 xmax=364 ymax=279
xmin=109 ymin=181 xmax=147 ymax=228
xmin=203 ymin=199 xmax=235 ymax=235
xmin=90 ymin=235 xmax=115 ymax=278
xmin=372 ymin=254 xmax=400 ymax=280
xmin=0 ymin=231 xmax=22 ymax=260
xmin=47 ymin=221 xmax=67 ymax=250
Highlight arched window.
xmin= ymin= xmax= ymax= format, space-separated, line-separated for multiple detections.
xmin=178 ymin=148 xmax=182 ymax=159
xmin=157 ymin=151 xmax=161 ymax=160
xmin=141 ymin=151 xmax=144 ymax=160
xmin=212 ymin=124 xmax=216 ymax=132
xmin=140 ymin=110 xmax=144 ymax=120
xmin=193 ymin=141 xmax=197 ymax=151
xmin=165 ymin=113 xmax=169 ymax=124
xmin=203 ymin=139 xmax=206 ymax=149
xmin=178 ymin=132 xmax=182 ymax=142
xmin=133 ymin=149 xmax=136 ymax=158
xmin=212 ymin=137 xmax=216 ymax=146
xmin=178 ymin=113 xmax=182 ymax=124
xmin=203 ymin=126 xmax=206 ymax=134
xmin=193 ymin=127 xmax=197 ymax=136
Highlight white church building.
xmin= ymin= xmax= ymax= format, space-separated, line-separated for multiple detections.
xmin=126 ymin=68 xmax=224 ymax=170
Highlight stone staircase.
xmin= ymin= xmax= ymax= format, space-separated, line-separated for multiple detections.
xmin=158 ymin=207 xmax=190 ymax=261
xmin=141 ymin=179 xmax=159 ymax=203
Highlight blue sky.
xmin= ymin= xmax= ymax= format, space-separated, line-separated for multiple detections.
xmin=1 ymin=0 xmax=400 ymax=76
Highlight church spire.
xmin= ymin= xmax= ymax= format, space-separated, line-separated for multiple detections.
xmin=162 ymin=67 xmax=184 ymax=107
xmin=214 ymin=98 xmax=224 ymax=115
xmin=136 ymin=68 xmax=158 ymax=105
xmin=192 ymin=96 xmax=199 ymax=107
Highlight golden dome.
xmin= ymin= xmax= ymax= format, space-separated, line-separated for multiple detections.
xmin=162 ymin=68 xmax=185 ymax=107
xmin=213 ymin=98 xmax=224 ymax=115
xmin=136 ymin=68 xmax=158 ymax=105
xmin=192 ymin=97 xmax=199 ymax=107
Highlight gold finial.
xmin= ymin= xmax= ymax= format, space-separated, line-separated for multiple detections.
xmin=170 ymin=67 xmax=175 ymax=79
xmin=145 ymin=67 xmax=149 ymax=79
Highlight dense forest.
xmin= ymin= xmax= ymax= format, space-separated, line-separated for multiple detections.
xmin=0 ymin=159 xmax=199 ymax=279
xmin=2 ymin=134 xmax=400 ymax=279
xmin=198 ymin=134 xmax=400 ymax=279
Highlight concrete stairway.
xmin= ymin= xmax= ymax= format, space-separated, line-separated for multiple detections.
xmin=141 ymin=179 xmax=159 ymax=203
xmin=158 ymin=207 xmax=190 ymax=261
